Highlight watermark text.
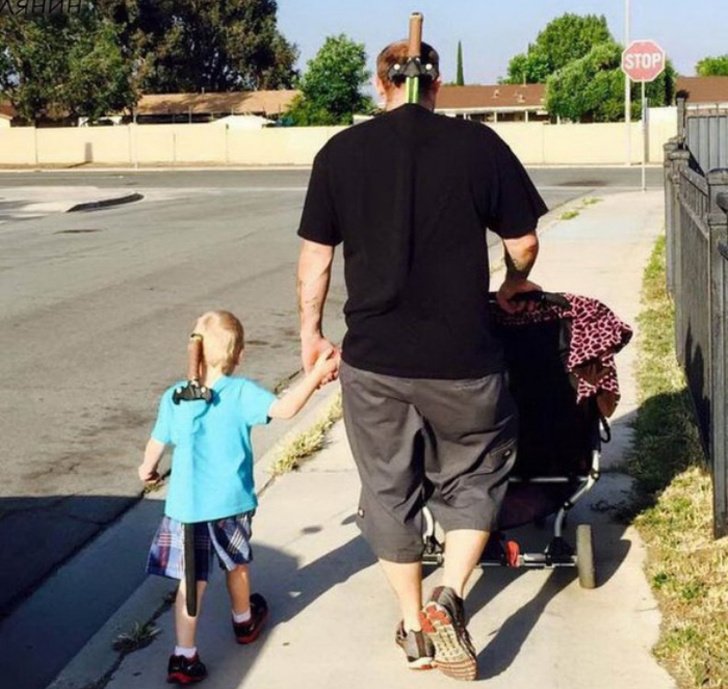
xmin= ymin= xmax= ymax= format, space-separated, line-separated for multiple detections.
xmin=0 ymin=0 xmax=83 ymax=16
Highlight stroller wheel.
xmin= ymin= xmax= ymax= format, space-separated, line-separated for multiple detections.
xmin=576 ymin=524 xmax=596 ymax=589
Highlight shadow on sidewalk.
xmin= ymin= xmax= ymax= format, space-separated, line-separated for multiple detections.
xmin=459 ymin=475 xmax=634 ymax=680
xmin=200 ymin=533 xmax=376 ymax=687
xmin=475 ymin=569 xmax=574 ymax=679
xmin=256 ymin=532 xmax=377 ymax=625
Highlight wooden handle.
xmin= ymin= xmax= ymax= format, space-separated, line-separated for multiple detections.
xmin=407 ymin=12 xmax=423 ymax=58
xmin=187 ymin=334 xmax=203 ymax=381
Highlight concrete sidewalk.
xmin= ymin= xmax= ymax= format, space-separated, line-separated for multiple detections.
xmin=50 ymin=190 xmax=676 ymax=689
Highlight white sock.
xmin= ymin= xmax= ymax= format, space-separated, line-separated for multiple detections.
xmin=232 ymin=608 xmax=252 ymax=623
xmin=174 ymin=645 xmax=197 ymax=659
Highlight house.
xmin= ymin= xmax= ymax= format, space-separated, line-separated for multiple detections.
xmin=0 ymin=101 xmax=16 ymax=127
xmin=675 ymin=76 xmax=728 ymax=110
xmin=131 ymin=90 xmax=300 ymax=124
xmin=434 ymin=84 xmax=549 ymax=123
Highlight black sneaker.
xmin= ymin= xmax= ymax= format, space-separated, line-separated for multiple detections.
xmin=232 ymin=592 xmax=269 ymax=644
xmin=420 ymin=586 xmax=477 ymax=681
xmin=395 ymin=622 xmax=435 ymax=670
xmin=167 ymin=653 xmax=207 ymax=684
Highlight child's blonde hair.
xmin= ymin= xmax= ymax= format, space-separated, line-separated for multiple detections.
xmin=193 ymin=310 xmax=245 ymax=375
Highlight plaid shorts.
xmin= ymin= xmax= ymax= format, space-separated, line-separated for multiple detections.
xmin=146 ymin=511 xmax=254 ymax=582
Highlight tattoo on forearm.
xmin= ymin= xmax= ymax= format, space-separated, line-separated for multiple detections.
xmin=297 ymin=278 xmax=324 ymax=328
xmin=297 ymin=245 xmax=333 ymax=333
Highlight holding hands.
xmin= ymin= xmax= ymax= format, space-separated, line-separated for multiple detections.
xmin=302 ymin=333 xmax=341 ymax=386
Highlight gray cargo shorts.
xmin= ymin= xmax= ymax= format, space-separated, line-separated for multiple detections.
xmin=340 ymin=361 xmax=518 ymax=563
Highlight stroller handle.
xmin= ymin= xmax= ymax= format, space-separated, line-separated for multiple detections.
xmin=511 ymin=291 xmax=570 ymax=308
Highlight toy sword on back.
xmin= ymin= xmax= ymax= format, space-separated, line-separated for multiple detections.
xmin=406 ymin=12 xmax=423 ymax=103
xmin=172 ymin=333 xmax=212 ymax=404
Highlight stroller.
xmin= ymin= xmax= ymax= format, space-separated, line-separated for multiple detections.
xmin=421 ymin=292 xmax=631 ymax=589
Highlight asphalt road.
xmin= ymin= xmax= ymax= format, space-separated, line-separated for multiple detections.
xmin=0 ymin=165 xmax=664 ymax=189
xmin=0 ymin=167 xmax=664 ymax=689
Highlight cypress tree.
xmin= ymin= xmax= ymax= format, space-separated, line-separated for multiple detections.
xmin=456 ymin=40 xmax=464 ymax=85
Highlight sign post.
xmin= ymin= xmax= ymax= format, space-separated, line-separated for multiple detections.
xmin=621 ymin=39 xmax=666 ymax=190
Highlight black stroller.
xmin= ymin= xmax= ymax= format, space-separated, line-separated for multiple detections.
xmin=421 ymin=292 xmax=630 ymax=589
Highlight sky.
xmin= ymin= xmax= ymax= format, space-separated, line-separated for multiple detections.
xmin=276 ymin=0 xmax=728 ymax=86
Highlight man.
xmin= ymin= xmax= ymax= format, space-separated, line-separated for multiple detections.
xmin=296 ymin=39 xmax=546 ymax=681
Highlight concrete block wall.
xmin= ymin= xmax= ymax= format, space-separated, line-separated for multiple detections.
xmin=0 ymin=110 xmax=677 ymax=167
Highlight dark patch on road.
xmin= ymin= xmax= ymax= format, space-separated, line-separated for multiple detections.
xmin=54 ymin=228 xmax=102 ymax=234
xmin=77 ymin=407 xmax=151 ymax=439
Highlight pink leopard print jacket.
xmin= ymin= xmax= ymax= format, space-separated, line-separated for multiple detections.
xmin=495 ymin=294 xmax=633 ymax=417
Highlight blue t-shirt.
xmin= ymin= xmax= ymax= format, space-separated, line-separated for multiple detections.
xmin=151 ymin=375 xmax=277 ymax=523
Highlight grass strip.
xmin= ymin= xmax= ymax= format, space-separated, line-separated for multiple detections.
xmin=629 ymin=235 xmax=728 ymax=689
xmin=270 ymin=392 xmax=342 ymax=475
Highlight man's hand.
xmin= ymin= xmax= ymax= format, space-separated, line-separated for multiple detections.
xmin=301 ymin=333 xmax=340 ymax=384
xmin=496 ymin=277 xmax=542 ymax=314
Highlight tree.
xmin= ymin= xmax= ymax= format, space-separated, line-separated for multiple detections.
xmin=0 ymin=9 xmax=133 ymax=124
xmin=0 ymin=0 xmax=299 ymax=124
xmin=546 ymin=42 xmax=624 ymax=122
xmin=96 ymin=0 xmax=298 ymax=93
xmin=63 ymin=19 xmax=135 ymax=122
xmin=503 ymin=13 xmax=612 ymax=84
xmin=546 ymin=41 xmax=676 ymax=122
xmin=696 ymin=55 xmax=728 ymax=77
xmin=456 ymin=41 xmax=464 ymax=86
xmin=502 ymin=49 xmax=551 ymax=84
xmin=285 ymin=35 xmax=373 ymax=126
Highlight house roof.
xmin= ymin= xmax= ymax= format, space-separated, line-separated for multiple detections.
xmin=135 ymin=90 xmax=300 ymax=117
xmin=435 ymin=84 xmax=546 ymax=111
xmin=676 ymin=77 xmax=728 ymax=104
xmin=0 ymin=101 xmax=16 ymax=119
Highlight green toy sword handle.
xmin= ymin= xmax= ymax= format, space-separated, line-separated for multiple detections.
xmin=406 ymin=12 xmax=423 ymax=103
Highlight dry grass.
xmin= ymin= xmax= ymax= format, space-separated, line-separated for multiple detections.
xmin=630 ymin=236 xmax=728 ymax=689
xmin=581 ymin=196 xmax=603 ymax=206
xmin=560 ymin=209 xmax=580 ymax=220
xmin=111 ymin=621 xmax=161 ymax=653
xmin=270 ymin=392 xmax=342 ymax=475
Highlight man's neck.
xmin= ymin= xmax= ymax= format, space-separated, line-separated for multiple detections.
xmin=384 ymin=90 xmax=436 ymax=112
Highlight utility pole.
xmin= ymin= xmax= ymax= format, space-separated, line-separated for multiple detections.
xmin=624 ymin=0 xmax=631 ymax=166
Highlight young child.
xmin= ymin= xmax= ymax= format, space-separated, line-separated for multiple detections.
xmin=138 ymin=310 xmax=337 ymax=684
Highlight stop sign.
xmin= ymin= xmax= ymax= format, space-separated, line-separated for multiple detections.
xmin=622 ymin=40 xmax=666 ymax=82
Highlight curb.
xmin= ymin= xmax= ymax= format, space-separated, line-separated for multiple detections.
xmin=67 ymin=192 xmax=144 ymax=212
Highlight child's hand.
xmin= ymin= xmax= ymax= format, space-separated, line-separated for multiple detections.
xmin=138 ymin=464 xmax=160 ymax=484
xmin=313 ymin=347 xmax=339 ymax=384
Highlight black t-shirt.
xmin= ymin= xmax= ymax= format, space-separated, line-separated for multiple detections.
xmin=298 ymin=104 xmax=548 ymax=379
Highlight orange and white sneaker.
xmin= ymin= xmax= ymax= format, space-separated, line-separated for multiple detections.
xmin=419 ymin=586 xmax=477 ymax=681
